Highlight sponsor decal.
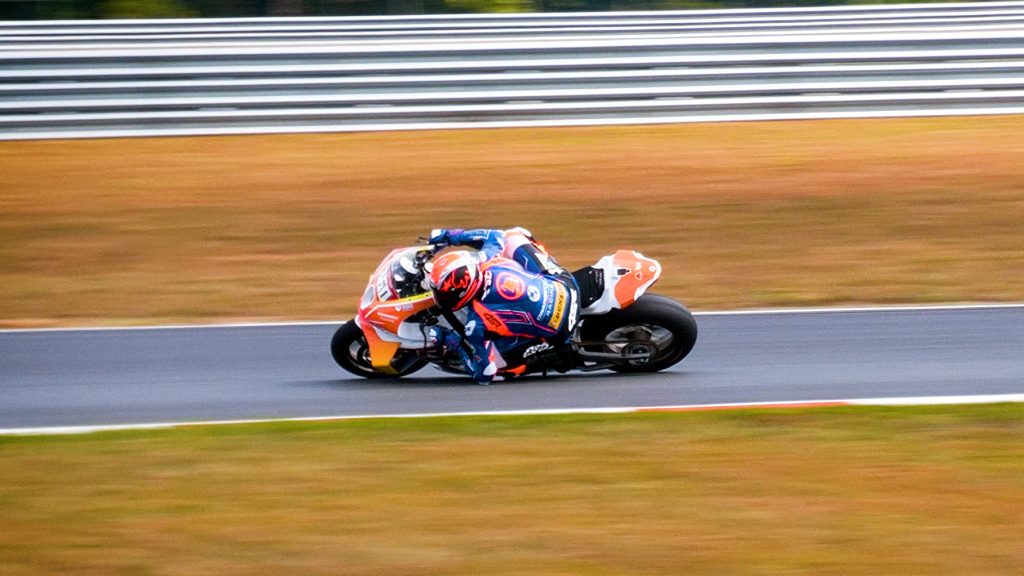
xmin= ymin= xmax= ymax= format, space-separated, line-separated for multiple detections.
xmin=474 ymin=301 xmax=510 ymax=337
xmin=527 ymin=285 xmax=541 ymax=303
xmin=540 ymin=284 xmax=556 ymax=317
xmin=548 ymin=283 xmax=567 ymax=329
xmin=567 ymin=289 xmax=579 ymax=332
xmin=481 ymin=270 xmax=493 ymax=299
xmin=495 ymin=272 xmax=526 ymax=300
xmin=523 ymin=342 xmax=553 ymax=358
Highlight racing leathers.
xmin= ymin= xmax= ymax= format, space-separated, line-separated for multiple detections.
xmin=428 ymin=228 xmax=580 ymax=384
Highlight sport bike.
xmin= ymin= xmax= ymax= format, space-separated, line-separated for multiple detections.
xmin=331 ymin=242 xmax=697 ymax=380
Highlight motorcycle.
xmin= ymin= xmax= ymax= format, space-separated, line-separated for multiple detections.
xmin=331 ymin=239 xmax=697 ymax=380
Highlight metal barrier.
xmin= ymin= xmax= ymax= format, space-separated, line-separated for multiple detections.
xmin=2 ymin=1 xmax=1023 ymax=139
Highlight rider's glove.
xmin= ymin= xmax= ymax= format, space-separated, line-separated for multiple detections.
xmin=443 ymin=331 xmax=463 ymax=355
xmin=428 ymin=229 xmax=452 ymax=247
xmin=427 ymin=326 xmax=463 ymax=355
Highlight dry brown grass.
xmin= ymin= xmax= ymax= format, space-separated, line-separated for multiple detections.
xmin=1 ymin=406 xmax=1022 ymax=575
xmin=2 ymin=116 xmax=1023 ymax=327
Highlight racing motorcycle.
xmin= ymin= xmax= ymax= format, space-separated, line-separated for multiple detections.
xmin=331 ymin=240 xmax=697 ymax=380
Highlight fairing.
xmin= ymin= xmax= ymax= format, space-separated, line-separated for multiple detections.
xmin=580 ymin=250 xmax=662 ymax=316
xmin=355 ymin=246 xmax=437 ymax=373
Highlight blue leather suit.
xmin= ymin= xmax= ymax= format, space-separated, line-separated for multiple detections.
xmin=433 ymin=228 xmax=580 ymax=384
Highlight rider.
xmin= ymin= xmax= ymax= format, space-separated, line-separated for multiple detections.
xmin=425 ymin=227 xmax=580 ymax=384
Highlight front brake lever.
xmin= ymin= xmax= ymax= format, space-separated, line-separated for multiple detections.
xmin=413 ymin=245 xmax=440 ymax=271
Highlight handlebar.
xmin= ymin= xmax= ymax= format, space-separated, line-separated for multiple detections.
xmin=413 ymin=244 xmax=442 ymax=269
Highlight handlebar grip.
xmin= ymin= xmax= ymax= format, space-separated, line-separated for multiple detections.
xmin=414 ymin=245 xmax=441 ymax=268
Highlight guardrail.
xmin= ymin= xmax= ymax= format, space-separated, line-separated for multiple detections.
xmin=2 ymin=1 xmax=1024 ymax=140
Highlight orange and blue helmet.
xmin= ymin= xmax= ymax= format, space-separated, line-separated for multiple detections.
xmin=428 ymin=250 xmax=482 ymax=311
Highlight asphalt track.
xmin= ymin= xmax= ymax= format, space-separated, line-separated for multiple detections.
xmin=2 ymin=305 xmax=1023 ymax=429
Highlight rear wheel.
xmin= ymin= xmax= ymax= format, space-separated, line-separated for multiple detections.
xmin=579 ymin=293 xmax=697 ymax=373
xmin=331 ymin=320 xmax=427 ymax=378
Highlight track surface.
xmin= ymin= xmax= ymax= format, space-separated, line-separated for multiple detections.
xmin=2 ymin=306 xmax=1023 ymax=429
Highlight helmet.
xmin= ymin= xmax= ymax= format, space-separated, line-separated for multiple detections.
xmin=428 ymin=250 xmax=482 ymax=311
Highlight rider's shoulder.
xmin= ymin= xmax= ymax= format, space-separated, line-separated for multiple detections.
xmin=480 ymin=257 xmax=521 ymax=273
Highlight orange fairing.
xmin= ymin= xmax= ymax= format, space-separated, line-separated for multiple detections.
xmin=358 ymin=293 xmax=436 ymax=372
xmin=361 ymin=327 xmax=401 ymax=375
xmin=612 ymin=250 xmax=662 ymax=308
xmin=361 ymin=293 xmax=435 ymax=338
xmin=356 ymin=246 xmax=437 ymax=372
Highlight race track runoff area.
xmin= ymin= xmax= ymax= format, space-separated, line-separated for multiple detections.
xmin=1 ymin=403 xmax=1022 ymax=574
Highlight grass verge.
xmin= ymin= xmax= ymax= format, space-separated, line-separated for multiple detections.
xmin=2 ymin=116 xmax=1024 ymax=326
xmin=1 ymin=405 xmax=1022 ymax=575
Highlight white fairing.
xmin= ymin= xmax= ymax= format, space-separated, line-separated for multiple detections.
xmin=581 ymin=251 xmax=662 ymax=316
xmin=392 ymin=307 xmax=468 ymax=348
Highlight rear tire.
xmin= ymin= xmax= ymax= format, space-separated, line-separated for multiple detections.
xmin=331 ymin=320 xmax=427 ymax=378
xmin=579 ymin=293 xmax=697 ymax=373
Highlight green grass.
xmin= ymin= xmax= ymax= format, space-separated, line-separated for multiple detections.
xmin=2 ymin=405 xmax=1022 ymax=575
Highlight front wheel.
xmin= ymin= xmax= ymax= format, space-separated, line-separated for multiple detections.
xmin=579 ymin=293 xmax=698 ymax=373
xmin=331 ymin=320 xmax=427 ymax=378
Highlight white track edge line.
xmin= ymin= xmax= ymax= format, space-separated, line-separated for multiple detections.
xmin=2 ymin=393 xmax=1022 ymax=436
xmin=2 ymin=302 xmax=1023 ymax=334
xmin=694 ymin=302 xmax=1024 ymax=316
xmin=0 ymin=320 xmax=343 ymax=334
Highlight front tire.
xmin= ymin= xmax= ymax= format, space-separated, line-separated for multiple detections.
xmin=331 ymin=320 xmax=427 ymax=378
xmin=579 ymin=293 xmax=697 ymax=373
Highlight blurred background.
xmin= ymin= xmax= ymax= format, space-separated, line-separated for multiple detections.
xmin=0 ymin=0 xmax=983 ymax=20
